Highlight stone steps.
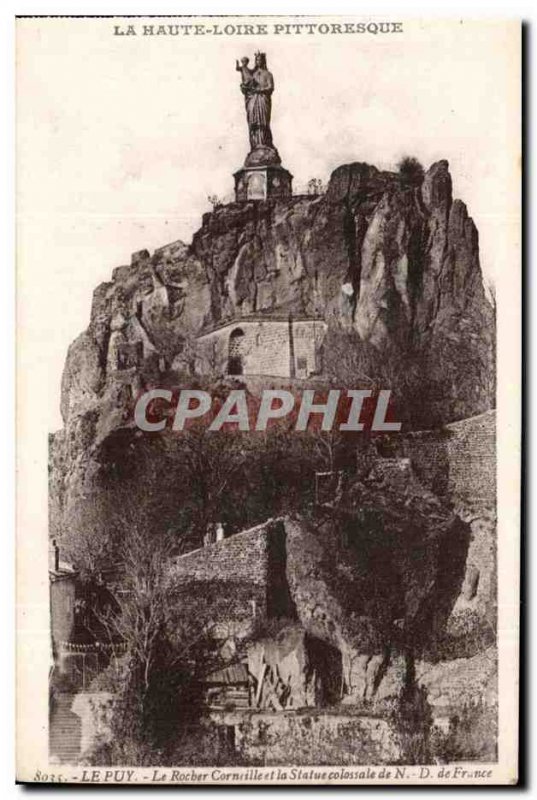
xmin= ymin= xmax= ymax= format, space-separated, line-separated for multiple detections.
xmin=49 ymin=693 xmax=82 ymax=764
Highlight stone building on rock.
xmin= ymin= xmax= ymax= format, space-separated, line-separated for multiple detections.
xmin=196 ymin=315 xmax=326 ymax=379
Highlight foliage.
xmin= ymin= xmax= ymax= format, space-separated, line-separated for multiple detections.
xmin=207 ymin=194 xmax=224 ymax=210
xmin=389 ymin=678 xmax=433 ymax=764
xmin=233 ymin=714 xmax=390 ymax=766
xmin=429 ymin=699 xmax=498 ymax=763
xmin=83 ymin=496 xmax=220 ymax=762
xmin=61 ymin=491 xmax=122 ymax=579
xmin=321 ymin=324 xmax=495 ymax=430
xmin=307 ymin=178 xmax=325 ymax=195
xmin=64 ymin=407 xmax=350 ymax=582
xmin=166 ymin=722 xmax=258 ymax=766
xmin=397 ymin=156 xmax=425 ymax=186
xmin=435 ymin=607 xmax=496 ymax=661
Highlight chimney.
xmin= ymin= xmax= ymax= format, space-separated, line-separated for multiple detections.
xmin=49 ymin=539 xmax=60 ymax=572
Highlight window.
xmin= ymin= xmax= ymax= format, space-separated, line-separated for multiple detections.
xmin=228 ymin=328 xmax=245 ymax=375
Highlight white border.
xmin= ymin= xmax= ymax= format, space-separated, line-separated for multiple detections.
xmin=6 ymin=0 xmax=530 ymax=796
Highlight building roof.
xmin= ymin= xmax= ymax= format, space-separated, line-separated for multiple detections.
xmin=204 ymin=662 xmax=249 ymax=685
xmin=49 ymin=561 xmax=78 ymax=582
xmin=197 ymin=314 xmax=326 ymax=339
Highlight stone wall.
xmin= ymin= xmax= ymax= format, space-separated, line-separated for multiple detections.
xmin=386 ymin=410 xmax=496 ymax=513
xmin=443 ymin=412 xmax=496 ymax=510
xmin=171 ymin=520 xmax=273 ymax=586
xmin=168 ymin=519 xmax=295 ymax=638
xmin=382 ymin=411 xmax=496 ymax=634
xmin=381 ymin=411 xmax=497 ymax=664
xmin=292 ymin=320 xmax=326 ymax=377
xmin=197 ymin=318 xmax=325 ymax=378
xmin=50 ymin=577 xmax=76 ymax=646
xmin=212 ymin=709 xmax=401 ymax=766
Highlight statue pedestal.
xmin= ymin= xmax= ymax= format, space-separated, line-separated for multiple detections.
xmin=234 ymin=164 xmax=293 ymax=202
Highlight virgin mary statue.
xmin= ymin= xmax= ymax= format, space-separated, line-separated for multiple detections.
xmin=240 ymin=53 xmax=280 ymax=163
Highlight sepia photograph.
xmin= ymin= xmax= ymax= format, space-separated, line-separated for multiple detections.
xmin=15 ymin=14 xmax=520 ymax=785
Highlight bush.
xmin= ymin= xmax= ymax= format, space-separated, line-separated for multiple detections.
xmin=398 ymin=156 xmax=425 ymax=186
xmin=430 ymin=700 xmax=498 ymax=763
xmin=307 ymin=178 xmax=325 ymax=195
xmin=208 ymin=194 xmax=223 ymax=210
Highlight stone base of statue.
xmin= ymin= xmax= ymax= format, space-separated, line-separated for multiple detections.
xmin=234 ymin=146 xmax=293 ymax=201
xmin=234 ymin=164 xmax=293 ymax=201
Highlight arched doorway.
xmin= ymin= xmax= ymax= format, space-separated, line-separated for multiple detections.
xmin=228 ymin=328 xmax=245 ymax=375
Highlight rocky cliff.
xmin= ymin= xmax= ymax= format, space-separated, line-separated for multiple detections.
xmin=59 ymin=159 xmax=494 ymax=429
xmin=52 ymin=155 xmax=495 ymax=561
xmin=50 ymin=159 xmax=497 ymax=758
xmin=51 ymin=158 xmax=494 ymax=537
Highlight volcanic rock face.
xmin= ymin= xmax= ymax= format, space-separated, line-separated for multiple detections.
xmin=280 ymin=459 xmax=474 ymax=705
xmin=53 ymin=158 xmax=494 ymax=509
xmin=58 ymin=159 xmax=494 ymax=429
xmin=51 ymin=157 xmax=495 ymax=668
xmin=233 ymin=458 xmax=495 ymax=727
xmin=51 ymin=155 xmax=495 ymax=589
xmin=50 ymin=161 xmax=497 ymax=752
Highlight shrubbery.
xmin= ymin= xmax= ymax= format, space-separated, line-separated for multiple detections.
xmin=429 ymin=699 xmax=498 ymax=763
xmin=398 ymin=156 xmax=425 ymax=186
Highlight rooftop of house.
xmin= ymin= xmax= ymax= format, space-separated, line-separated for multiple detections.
xmin=197 ymin=314 xmax=326 ymax=338
xmin=49 ymin=561 xmax=78 ymax=582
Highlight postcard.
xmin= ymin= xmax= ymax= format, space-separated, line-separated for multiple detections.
xmin=16 ymin=15 xmax=520 ymax=785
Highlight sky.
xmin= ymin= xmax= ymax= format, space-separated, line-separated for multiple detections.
xmin=16 ymin=17 xmax=520 ymax=431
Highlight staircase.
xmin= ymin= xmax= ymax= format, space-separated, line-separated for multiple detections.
xmin=49 ymin=693 xmax=82 ymax=764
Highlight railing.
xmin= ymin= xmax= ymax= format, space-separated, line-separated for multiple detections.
xmin=206 ymin=184 xmax=326 ymax=210
xmin=293 ymin=183 xmax=326 ymax=197
xmin=58 ymin=640 xmax=126 ymax=654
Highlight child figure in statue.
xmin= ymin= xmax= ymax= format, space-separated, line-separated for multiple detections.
xmin=236 ymin=56 xmax=255 ymax=90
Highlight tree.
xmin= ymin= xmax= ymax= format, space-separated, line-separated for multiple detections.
xmin=320 ymin=326 xmax=422 ymax=427
xmin=92 ymin=494 xmax=220 ymax=762
xmin=311 ymin=428 xmax=344 ymax=474
xmin=177 ymin=427 xmax=254 ymax=543
xmin=195 ymin=338 xmax=222 ymax=380
xmin=207 ymin=194 xmax=223 ymax=210
xmin=397 ymin=156 xmax=425 ymax=186
xmin=61 ymin=489 xmax=122 ymax=578
xmin=63 ymin=433 xmax=196 ymax=575
xmin=307 ymin=177 xmax=325 ymax=195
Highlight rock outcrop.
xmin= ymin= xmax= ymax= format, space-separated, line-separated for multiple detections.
xmin=279 ymin=459 xmax=474 ymax=704
xmin=48 ymin=156 xmax=498 ymax=766
xmin=51 ymin=159 xmax=494 ymax=536
xmin=57 ymin=159 xmax=494 ymax=429
xmin=50 ymin=159 xmax=496 ymax=725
